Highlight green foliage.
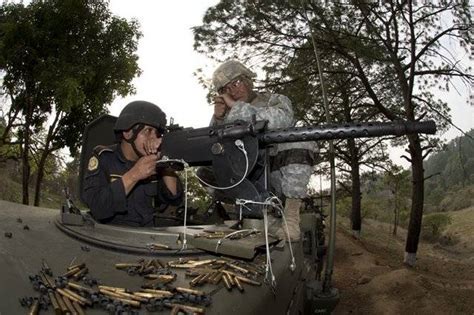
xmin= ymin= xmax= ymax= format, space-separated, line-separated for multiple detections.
xmin=425 ymin=130 xmax=474 ymax=211
xmin=422 ymin=213 xmax=452 ymax=241
xmin=0 ymin=0 xmax=141 ymax=204
xmin=0 ymin=168 xmax=22 ymax=203
xmin=179 ymin=168 xmax=212 ymax=212
xmin=438 ymin=185 xmax=474 ymax=212
xmin=0 ymin=0 xmax=141 ymax=155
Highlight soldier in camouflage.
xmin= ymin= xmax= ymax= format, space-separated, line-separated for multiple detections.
xmin=209 ymin=60 xmax=317 ymax=241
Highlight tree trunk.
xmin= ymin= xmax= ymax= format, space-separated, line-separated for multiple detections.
xmin=33 ymin=151 xmax=48 ymax=206
xmin=21 ymin=138 xmax=30 ymax=205
xmin=393 ymin=204 xmax=399 ymax=236
xmin=33 ymin=111 xmax=61 ymax=206
xmin=348 ymin=138 xmax=362 ymax=238
xmin=404 ymin=134 xmax=424 ymax=266
xmin=21 ymin=104 xmax=32 ymax=205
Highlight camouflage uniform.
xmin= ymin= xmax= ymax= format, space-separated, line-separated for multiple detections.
xmin=210 ymin=90 xmax=316 ymax=200
xmin=210 ymin=60 xmax=317 ymax=241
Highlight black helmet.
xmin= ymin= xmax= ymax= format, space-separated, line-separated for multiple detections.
xmin=114 ymin=101 xmax=167 ymax=133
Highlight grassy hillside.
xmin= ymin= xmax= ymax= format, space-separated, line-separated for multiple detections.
xmin=443 ymin=206 xmax=474 ymax=253
xmin=0 ymin=169 xmax=64 ymax=209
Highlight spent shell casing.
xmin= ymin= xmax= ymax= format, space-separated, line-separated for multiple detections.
xmin=63 ymin=288 xmax=92 ymax=306
xmin=235 ymin=275 xmax=262 ymax=286
xmin=222 ymin=273 xmax=232 ymax=290
xmin=28 ymin=299 xmax=39 ymax=315
xmin=211 ymin=271 xmax=223 ymax=285
xmin=97 ymin=285 xmax=126 ymax=292
xmin=62 ymin=266 xmax=81 ymax=278
xmin=175 ymin=287 xmax=206 ymax=296
xmin=141 ymin=288 xmax=174 ymax=297
xmin=115 ymin=263 xmax=142 ymax=269
xmin=62 ymin=295 xmax=76 ymax=314
xmin=154 ymin=259 xmax=165 ymax=268
xmin=40 ymin=273 xmax=54 ymax=289
xmin=234 ymin=276 xmax=244 ymax=292
xmin=57 ymin=288 xmax=85 ymax=306
xmin=199 ymin=272 xmax=213 ymax=284
xmin=47 ymin=290 xmax=61 ymax=314
xmin=165 ymin=303 xmax=205 ymax=314
xmin=67 ymin=281 xmax=95 ymax=295
xmin=227 ymin=273 xmax=235 ymax=287
xmin=72 ymin=267 xmax=88 ymax=280
xmin=99 ymin=289 xmax=141 ymax=307
xmin=54 ymin=291 xmax=69 ymax=313
xmin=134 ymin=292 xmax=165 ymax=299
xmin=67 ymin=263 xmax=85 ymax=271
xmin=226 ymin=262 xmax=249 ymax=274
xmin=148 ymin=243 xmax=170 ymax=249
xmin=190 ymin=273 xmax=206 ymax=286
xmin=99 ymin=288 xmax=148 ymax=302
xmin=72 ymin=301 xmax=85 ymax=315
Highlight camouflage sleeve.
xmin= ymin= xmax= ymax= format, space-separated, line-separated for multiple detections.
xmin=225 ymin=94 xmax=294 ymax=129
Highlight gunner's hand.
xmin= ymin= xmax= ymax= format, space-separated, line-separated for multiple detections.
xmin=130 ymin=154 xmax=158 ymax=181
xmin=143 ymin=138 xmax=162 ymax=156
xmin=220 ymin=93 xmax=236 ymax=108
xmin=213 ymin=96 xmax=227 ymax=119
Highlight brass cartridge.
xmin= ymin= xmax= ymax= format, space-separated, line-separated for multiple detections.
xmin=165 ymin=303 xmax=205 ymax=314
xmin=234 ymin=276 xmax=244 ymax=292
xmin=54 ymin=291 xmax=69 ymax=313
xmin=28 ymin=299 xmax=39 ymax=315
xmin=176 ymin=287 xmax=206 ymax=296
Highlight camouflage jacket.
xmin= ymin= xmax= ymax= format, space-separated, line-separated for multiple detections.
xmin=210 ymin=92 xmax=317 ymax=156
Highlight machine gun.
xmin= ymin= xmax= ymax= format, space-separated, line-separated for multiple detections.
xmin=79 ymin=116 xmax=435 ymax=216
xmin=160 ymin=119 xmax=436 ymax=217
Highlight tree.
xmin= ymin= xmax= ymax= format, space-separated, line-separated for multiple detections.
xmin=383 ymin=165 xmax=411 ymax=236
xmin=193 ymin=0 xmax=473 ymax=265
xmin=194 ymin=1 xmax=395 ymax=238
xmin=0 ymin=0 xmax=141 ymax=205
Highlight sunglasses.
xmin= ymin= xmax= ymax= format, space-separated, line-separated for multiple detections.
xmin=218 ymin=78 xmax=244 ymax=95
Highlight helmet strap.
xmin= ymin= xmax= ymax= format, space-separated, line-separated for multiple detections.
xmin=125 ymin=124 xmax=145 ymax=158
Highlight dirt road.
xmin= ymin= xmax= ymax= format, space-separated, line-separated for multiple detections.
xmin=331 ymin=223 xmax=474 ymax=314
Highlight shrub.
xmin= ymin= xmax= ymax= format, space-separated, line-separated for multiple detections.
xmin=421 ymin=213 xmax=452 ymax=241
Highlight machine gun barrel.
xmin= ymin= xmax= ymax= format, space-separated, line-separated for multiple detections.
xmin=259 ymin=120 xmax=436 ymax=145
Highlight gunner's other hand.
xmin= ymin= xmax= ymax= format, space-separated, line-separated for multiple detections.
xmin=213 ymin=96 xmax=227 ymax=119
xmin=131 ymin=154 xmax=158 ymax=181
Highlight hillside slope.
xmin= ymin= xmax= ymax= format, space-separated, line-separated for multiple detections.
xmin=332 ymin=214 xmax=474 ymax=314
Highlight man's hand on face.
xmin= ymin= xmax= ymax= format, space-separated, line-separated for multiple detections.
xmin=143 ymin=138 xmax=161 ymax=156
xmin=220 ymin=93 xmax=236 ymax=109
xmin=213 ymin=96 xmax=227 ymax=119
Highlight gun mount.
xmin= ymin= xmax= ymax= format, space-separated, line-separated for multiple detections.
xmin=160 ymin=119 xmax=436 ymax=217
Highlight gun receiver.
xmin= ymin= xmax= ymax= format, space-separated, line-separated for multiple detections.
xmin=161 ymin=120 xmax=436 ymax=218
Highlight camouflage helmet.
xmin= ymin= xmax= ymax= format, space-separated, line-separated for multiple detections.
xmin=212 ymin=60 xmax=256 ymax=92
xmin=114 ymin=101 xmax=166 ymax=133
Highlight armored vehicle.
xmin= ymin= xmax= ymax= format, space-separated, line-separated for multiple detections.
xmin=0 ymin=117 xmax=435 ymax=314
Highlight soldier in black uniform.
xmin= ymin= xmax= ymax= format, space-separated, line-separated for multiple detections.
xmin=82 ymin=101 xmax=183 ymax=227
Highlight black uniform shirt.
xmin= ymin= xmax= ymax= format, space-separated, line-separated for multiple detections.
xmin=82 ymin=144 xmax=183 ymax=227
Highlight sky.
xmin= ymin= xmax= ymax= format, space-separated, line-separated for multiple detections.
xmin=107 ymin=1 xmax=472 ymax=168
xmin=108 ymin=0 xmax=219 ymax=128
xmin=8 ymin=0 xmax=471 ymax=167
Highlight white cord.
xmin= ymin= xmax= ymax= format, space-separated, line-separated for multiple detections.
xmin=194 ymin=140 xmax=249 ymax=190
xmin=263 ymin=206 xmax=276 ymax=288
xmin=156 ymin=158 xmax=190 ymax=251
xmin=234 ymin=195 xmax=297 ymax=288
xmin=270 ymin=196 xmax=296 ymax=272
xmin=181 ymin=166 xmax=189 ymax=251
